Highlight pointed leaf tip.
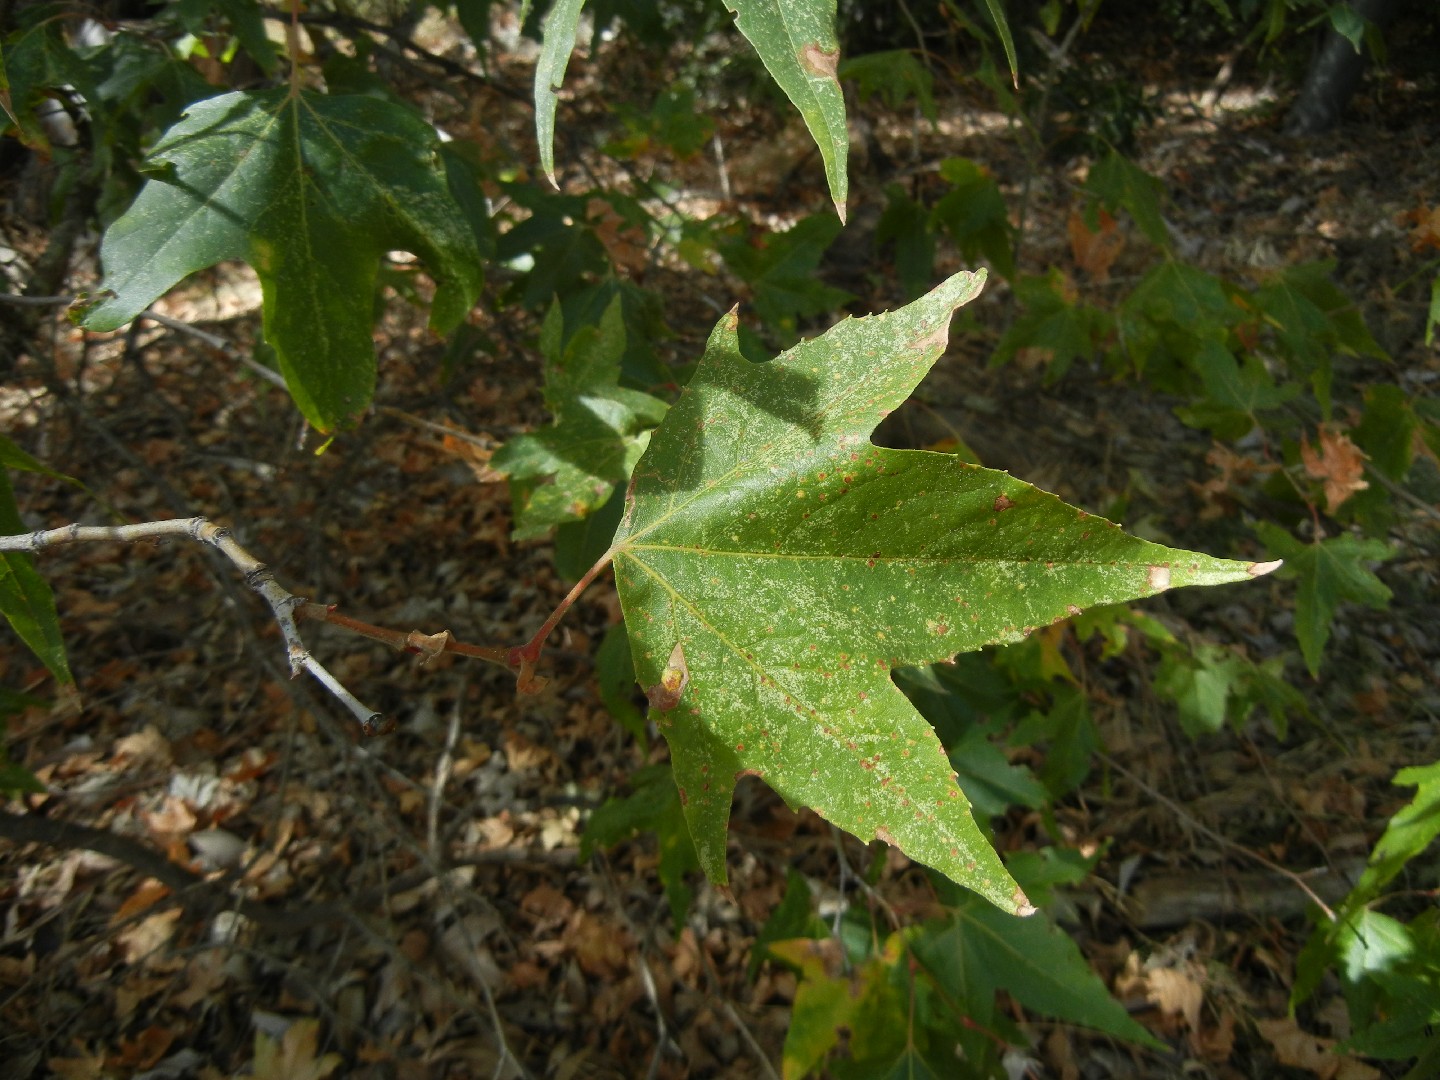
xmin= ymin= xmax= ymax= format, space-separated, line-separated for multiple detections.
xmin=1249 ymin=559 xmax=1283 ymax=577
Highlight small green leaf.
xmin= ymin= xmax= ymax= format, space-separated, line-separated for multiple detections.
xmin=913 ymin=896 xmax=1165 ymax=1048
xmin=1257 ymin=524 xmax=1392 ymax=677
xmin=492 ymin=298 xmax=667 ymax=538
xmin=534 ymin=0 xmax=587 ymax=187
xmin=0 ymin=471 xmax=72 ymax=685
xmin=612 ymin=270 xmax=1276 ymax=911
xmin=83 ymin=89 xmax=483 ymax=433
xmin=1154 ymin=641 xmax=1248 ymax=737
xmin=977 ymin=0 xmax=1020 ymax=89
xmin=724 ymin=0 xmax=849 ymax=220
xmin=1348 ymin=760 xmax=1440 ymax=906
xmin=0 ymin=435 xmax=80 ymax=487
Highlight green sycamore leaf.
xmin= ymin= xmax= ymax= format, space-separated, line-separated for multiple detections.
xmin=609 ymin=270 xmax=1277 ymax=912
xmin=82 ymin=88 xmax=483 ymax=433
xmin=492 ymin=298 xmax=667 ymax=539
xmin=1256 ymin=524 xmax=1393 ymax=677
xmin=534 ymin=0 xmax=587 ymax=188
xmin=723 ymin=0 xmax=849 ymax=221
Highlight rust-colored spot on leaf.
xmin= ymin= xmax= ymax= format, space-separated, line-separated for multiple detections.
xmin=993 ymin=493 xmax=1014 ymax=512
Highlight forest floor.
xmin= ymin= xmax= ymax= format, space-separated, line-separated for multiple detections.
xmin=2 ymin=11 xmax=1438 ymax=1080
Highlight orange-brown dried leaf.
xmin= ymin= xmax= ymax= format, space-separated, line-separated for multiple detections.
xmin=1068 ymin=208 xmax=1125 ymax=281
xmin=1400 ymin=201 xmax=1440 ymax=253
xmin=1301 ymin=427 xmax=1369 ymax=512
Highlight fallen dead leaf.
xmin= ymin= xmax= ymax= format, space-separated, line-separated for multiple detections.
xmin=1301 ymin=427 xmax=1369 ymax=513
xmin=1255 ymin=1016 xmax=1381 ymax=1080
xmin=248 ymin=1017 xmax=343 ymax=1080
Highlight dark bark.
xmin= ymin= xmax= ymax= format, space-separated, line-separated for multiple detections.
xmin=1283 ymin=0 xmax=1397 ymax=136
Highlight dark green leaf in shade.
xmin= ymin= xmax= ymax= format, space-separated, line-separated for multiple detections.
xmin=717 ymin=215 xmax=852 ymax=340
xmin=1085 ymin=150 xmax=1169 ymax=249
xmin=492 ymin=298 xmax=667 ymax=539
xmin=840 ymin=50 xmax=936 ymax=123
xmin=1 ymin=687 xmax=47 ymax=798
xmin=876 ymin=184 xmax=936 ymax=302
xmin=1117 ymin=261 xmax=1234 ymax=379
xmin=912 ymin=895 xmax=1165 ymax=1048
xmin=0 ymin=435 xmax=81 ymax=488
xmin=0 ymin=470 xmax=72 ymax=685
xmin=594 ymin=621 xmax=647 ymax=746
xmin=581 ymin=763 xmax=698 ymax=927
xmin=1353 ymin=384 xmax=1417 ymax=481
xmin=611 ymin=270 xmax=1276 ymax=911
xmin=1251 ymin=262 xmax=1386 ymax=418
xmin=1256 ymin=524 xmax=1393 ymax=677
xmin=554 ymin=483 xmax=626 ymax=582
xmin=932 ymin=157 xmax=1015 ymax=279
xmin=750 ymin=868 xmax=828 ymax=977
xmin=83 ymin=89 xmax=483 ymax=433
xmin=724 ymin=0 xmax=849 ymax=220
xmin=993 ymin=271 xmax=1109 ymax=378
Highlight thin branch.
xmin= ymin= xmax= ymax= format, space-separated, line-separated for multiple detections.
xmin=0 ymin=292 xmax=289 ymax=390
xmin=0 ymin=518 xmax=385 ymax=735
xmin=1098 ymin=750 xmax=1339 ymax=921
xmin=1 ymin=515 xmax=584 ymax=706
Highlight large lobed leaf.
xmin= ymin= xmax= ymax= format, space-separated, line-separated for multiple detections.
xmin=611 ymin=270 xmax=1276 ymax=912
xmin=84 ymin=89 xmax=483 ymax=433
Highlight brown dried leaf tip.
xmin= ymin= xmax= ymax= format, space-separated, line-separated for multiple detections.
xmin=645 ymin=643 xmax=689 ymax=712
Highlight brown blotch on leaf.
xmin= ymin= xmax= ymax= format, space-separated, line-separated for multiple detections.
xmin=993 ymin=493 xmax=1015 ymax=512
xmin=644 ymin=642 xmax=689 ymax=711
xmin=799 ymin=43 xmax=840 ymax=80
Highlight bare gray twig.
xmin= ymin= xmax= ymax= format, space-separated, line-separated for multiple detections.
xmin=0 ymin=517 xmax=385 ymax=734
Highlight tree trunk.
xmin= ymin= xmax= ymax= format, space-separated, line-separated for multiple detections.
xmin=1283 ymin=0 xmax=1397 ymax=136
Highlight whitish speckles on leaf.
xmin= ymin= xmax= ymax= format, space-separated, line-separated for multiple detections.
xmin=1148 ymin=565 xmax=1172 ymax=591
